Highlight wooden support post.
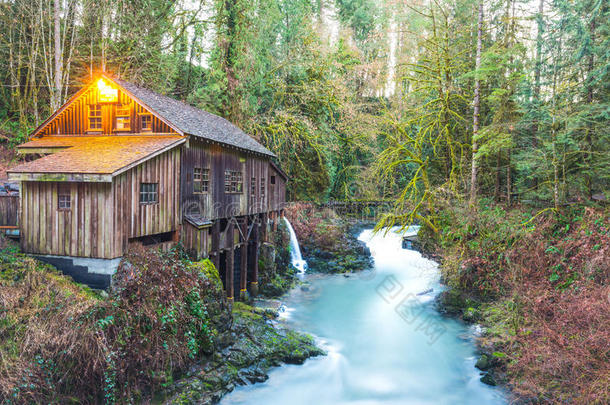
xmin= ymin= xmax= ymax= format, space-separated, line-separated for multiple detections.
xmin=250 ymin=217 xmax=260 ymax=297
xmin=226 ymin=220 xmax=234 ymax=301
xmin=239 ymin=217 xmax=248 ymax=301
xmin=211 ymin=220 xmax=220 ymax=270
xmin=261 ymin=213 xmax=268 ymax=243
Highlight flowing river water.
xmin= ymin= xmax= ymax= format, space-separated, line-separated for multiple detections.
xmin=222 ymin=227 xmax=506 ymax=405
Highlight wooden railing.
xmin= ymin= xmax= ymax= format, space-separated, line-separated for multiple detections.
xmin=288 ymin=199 xmax=393 ymax=218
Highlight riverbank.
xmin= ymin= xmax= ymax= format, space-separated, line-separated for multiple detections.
xmin=0 ymin=236 xmax=322 ymax=404
xmin=420 ymin=202 xmax=609 ymax=404
xmin=160 ymin=302 xmax=323 ymax=404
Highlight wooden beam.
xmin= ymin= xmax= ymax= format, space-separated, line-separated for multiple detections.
xmin=211 ymin=220 xmax=220 ymax=270
xmin=225 ymin=220 xmax=234 ymax=301
xmin=239 ymin=216 xmax=248 ymax=301
xmin=260 ymin=213 xmax=268 ymax=243
xmin=250 ymin=217 xmax=259 ymax=297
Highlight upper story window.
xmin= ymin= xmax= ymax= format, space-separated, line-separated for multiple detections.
xmin=270 ymin=175 xmax=276 ymax=185
xmin=224 ymin=170 xmax=243 ymax=193
xmin=58 ymin=186 xmax=71 ymax=210
xmin=140 ymin=113 xmax=152 ymax=132
xmin=260 ymin=177 xmax=266 ymax=199
xmin=115 ymin=105 xmax=130 ymax=131
xmin=250 ymin=177 xmax=256 ymax=197
xmin=250 ymin=177 xmax=256 ymax=205
xmin=193 ymin=167 xmax=209 ymax=194
xmin=88 ymin=104 xmax=102 ymax=131
xmin=140 ymin=183 xmax=158 ymax=204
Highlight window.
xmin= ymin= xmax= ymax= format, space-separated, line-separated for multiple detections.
xmin=270 ymin=175 xmax=276 ymax=185
xmin=250 ymin=177 xmax=256 ymax=205
xmin=58 ymin=187 xmax=71 ymax=210
xmin=193 ymin=167 xmax=209 ymax=194
xmin=88 ymin=104 xmax=102 ymax=131
xmin=115 ymin=105 xmax=130 ymax=131
xmin=250 ymin=177 xmax=256 ymax=197
xmin=140 ymin=113 xmax=152 ymax=132
xmin=140 ymin=183 xmax=158 ymax=204
xmin=260 ymin=177 xmax=266 ymax=199
xmin=224 ymin=170 xmax=243 ymax=193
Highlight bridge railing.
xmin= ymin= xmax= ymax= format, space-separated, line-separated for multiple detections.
xmin=286 ymin=200 xmax=394 ymax=220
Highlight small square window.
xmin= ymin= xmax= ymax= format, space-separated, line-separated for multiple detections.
xmin=88 ymin=104 xmax=102 ymax=131
xmin=224 ymin=170 xmax=243 ymax=193
xmin=250 ymin=177 xmax=256 ymax=197
xmin=193 ymin=167 xmax=209 ymax=194
xmin=140 ymin=114 xmax=152 ymax=132
xmin=270 ymin=175 xmax=276 ymax=185
xmin=250 ymin=177 xmax=256 ymax=206
xmin=58 ymin=188 xmax=71 ymax=210
xmin=140 ymin=183 xmax=158 ymax=204
xmin=116 ymin=105 xmax=130 ymax=131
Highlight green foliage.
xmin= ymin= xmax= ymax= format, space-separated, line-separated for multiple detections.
xmin=0 ymin=242 xmax=226 ymax=403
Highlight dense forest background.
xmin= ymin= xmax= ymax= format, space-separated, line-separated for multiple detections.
xmin=1 ymin=0 xmax=608 ymax=217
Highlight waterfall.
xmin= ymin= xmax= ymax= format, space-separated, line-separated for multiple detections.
xmin=283 ymin=217 xmax=307 ymax=273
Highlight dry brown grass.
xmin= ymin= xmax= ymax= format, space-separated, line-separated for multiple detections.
xmin=439 ymin=205 xmax=609 ymax=404
xmin=0 ymin=242 xmax=225 ymax=403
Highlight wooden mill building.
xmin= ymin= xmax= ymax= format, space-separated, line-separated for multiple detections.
xmin=7 ymin=74 xmax=287 ymax=298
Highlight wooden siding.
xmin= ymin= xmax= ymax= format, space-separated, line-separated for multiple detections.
xmin=181 ymin=139 xmax=279 ymax=221
xmin=246 ymin=155 xmax=270 ymax=214
xmin=0 ymin=195 xmax=19 ymax=227
xmin=183 ymin=223 xmax=211 ymax=260
xmin=20 ymin=182 xmax=117 ymax=258
xmin=19 ymin=147 xmax=181 ymax=259
xmin=113 ymin=147 xmax=181 ymax=253
xmin=268 ymin=165 xmax=286 ymax=212
xmin=38 ymin=85 xmax=177 ymax=136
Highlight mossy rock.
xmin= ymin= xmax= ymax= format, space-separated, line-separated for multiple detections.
xmin=475 ymin=354 xmax=490 ymax=370
xmin=190 ymin=259 xmax=222 ymax=289
xmin=232 ymin=302 xmax=265 ymax=321
xmin=480 ymin=372 xmax=496 ymax=386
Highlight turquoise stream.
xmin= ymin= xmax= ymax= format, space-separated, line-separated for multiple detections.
xmin=222 ymin=227 xmax=506 ymax=405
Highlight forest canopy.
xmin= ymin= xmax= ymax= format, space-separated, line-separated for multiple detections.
xmin=1 ymin=0 xmax=608 ymax=217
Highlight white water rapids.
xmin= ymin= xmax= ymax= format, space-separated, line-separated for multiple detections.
xmin=222 ymin=227 xmax=506 ymax=404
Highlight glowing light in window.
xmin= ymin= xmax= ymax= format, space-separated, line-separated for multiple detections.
xmin=97 ymin=78 xmax=118 ymax=103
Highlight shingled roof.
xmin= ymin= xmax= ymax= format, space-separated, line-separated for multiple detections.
xmin=8 ymin=136 xmax=185 ymax=182
xmin=111 ymin=76 xmax=274 ymax=157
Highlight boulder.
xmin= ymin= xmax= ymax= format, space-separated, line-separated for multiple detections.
xmin=480 ymin=372 xmax=496 ymax=386
xmin=475 ymin=354 xmax=490 ymax=370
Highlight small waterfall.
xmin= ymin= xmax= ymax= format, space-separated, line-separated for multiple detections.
xmin=283 ymin=217 xmax=307 ymax=273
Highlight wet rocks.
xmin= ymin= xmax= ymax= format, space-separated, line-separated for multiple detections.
xmin=161 ymin=305 xmax=324 ymax=404
xmin=302 ymin=222 xmax=373 ymax=274
xmin=480 ymin=372 xmax=497 ymax=386
xmin=475 ymin=354 xmax=490 ymax=370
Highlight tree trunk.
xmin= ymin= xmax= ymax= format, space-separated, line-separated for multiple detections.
xmin=532 ymin=0 xmax=543 ymax=146
xmin=53 ymin=0 xmax=62 ymax=110
xmin=506 ymin=147 xmax=511 ymax=206
xmin=494 ymin=152 xmax=501 ymax=202
xmin=469 ymin=2 xmax=483 ymax=205
xmin=531 ymin=0 xmax=544 ymax=191
xmin=584 ymin=17 xmax=595 ymax=200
